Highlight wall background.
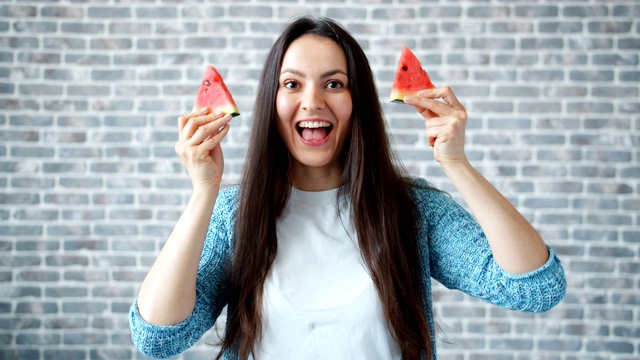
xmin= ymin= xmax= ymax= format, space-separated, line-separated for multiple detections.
xmin=1 ymin=0 xmax=638 ymax=359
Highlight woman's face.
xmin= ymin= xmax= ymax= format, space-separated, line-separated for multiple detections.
xmin=276 ymin=34 xmax=352 ymax=185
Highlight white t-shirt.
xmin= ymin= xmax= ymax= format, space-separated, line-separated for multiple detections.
xmin=256 ymin=187 xmax=401 ymax=360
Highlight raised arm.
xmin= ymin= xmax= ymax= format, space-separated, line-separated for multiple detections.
xmin=404 ymin=88 xmax=549 ymax=274
xmin=136 ymin=109 xmax=232 ymax=325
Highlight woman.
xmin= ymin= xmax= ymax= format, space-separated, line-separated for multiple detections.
xmin=129 ymin=17 xmax=566 ymax=359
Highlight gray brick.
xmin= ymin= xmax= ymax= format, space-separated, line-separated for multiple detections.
xmin=372 ymin=8 xmax=415 ymax=20
xmin=442 ymin=21 xmax=485 ymax=34
xmin=157 ymin=22 xmax=199 ymax=35
xmin=17 ymin=52 xmax=61 ymax=64
xmin=91 ymin=100 xmax=134 ymax=111
xmin=108 ymin=22 xmax=151 ymax=34
xmin=67 ymin=84 xmax=110 ymax=96
xmin=521 ymin=38 xmax=563 ymax=49
xmin=182 ymin=6 xmax=224 ymax=18
xmin=16 ymin=271 xmax=59 ymax=283
xmin=593 ymin=54 xmax=638 ymax=66
xmin=0 ymin=191 xmax=39 ymax=204
xmin=42 ymin=350 xmax=85 ymax=359
xmin=538 ymin=339 xmax=582 ymax=352
xmin=515 ymin=5 xmax=558 ymax=17
xmin=0 ymin=36 xmax=39 ymax=49
xmin=18 ymin=84 xmax=62 ymax=95
xmin=10 ymin=114 xmax=53 ymax=127
xmin=43 ymin=193 xmax=89 ymax=205
xmin=41 ymin=6 xmax=84 ymax=18
xmin=0 ymin=5 xmax=36 ymax=17
xmin=324 ymin=7 xmax=366 ymax=20
xmin=43 ymin=37 xmax=86 ymax=49
xmin=568 ymin=37 xmax=613 ymax=49
xmin=90 ymin=38 xmax=132 ymax=50
xmin=138 ymin=69 xmax=181 ymax=81
xmin=467 ymin=6 xmax=509 ymax=18
xmin=588 ymin=278 xmax=634 ymax=290
xmin=15 ymin=241 xmax=59 ymax=252
xmin=619 ymin=38 xmax=640 ymax=50
xmin=61 ymin=22 xmax=104 ymax=34
xmin=229 ymin=6 xmax=272 ymax=18
xmin=13 ymin=208 xmax=58 ymax=220
xmin=490 ymin=21 xmax=533 ymax=34
xmin=43 ymin=100 xmax=88 ymax=111
xmin=539 ymin=21 xmax=582 ymax=34
xmin=135 ymin=6 xmax=177 ymax=18
xmin=114 ymin=84 xmax=159 ymax=96
xmin=64 ymin=240 xmax=107 ymax=252
xmin=570 ymin=260 xmax=614 ymax=273
xmin=617 ymin=5 xmax=640 ymax=18
xmin=588 ymin=21 xmax=633 ymax=34
xmin=87 ymin=7 xmax=131 ymax=18
xmin=587 ymin=340 xmax=635 ymax=354
xmin=564 ymin=5 xmax=608 ymax=17
xmin=13 ymin=21 xmax=57 ymax=33
xmin=137 ymin=37 xmax=181 ymax=50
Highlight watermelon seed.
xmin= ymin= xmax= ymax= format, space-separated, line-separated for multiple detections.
xmin=205 ymin=80 xmax=211 ymax=86
xmin=402 ymin=66 xmax=408 ymax=71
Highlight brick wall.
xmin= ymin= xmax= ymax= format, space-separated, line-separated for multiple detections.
xmin=1 ymin=1 xmax=638 ymax=359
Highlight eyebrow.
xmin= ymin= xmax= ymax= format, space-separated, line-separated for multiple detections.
xmin=280 ymin=68 xmax=348 ymax=79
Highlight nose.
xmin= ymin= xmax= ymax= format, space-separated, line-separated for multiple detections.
xmin=301 ymin=86 xmax=325 ymax=111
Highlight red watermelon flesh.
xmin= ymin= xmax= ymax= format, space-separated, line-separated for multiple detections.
xmin=390 ymin=46 xmax=435 ymax=103
xmin=194 ymin=66 xmax=240 ymax=117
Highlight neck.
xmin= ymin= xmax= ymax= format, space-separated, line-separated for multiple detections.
xmin=289 ymin=162 xmax=343 ymax=191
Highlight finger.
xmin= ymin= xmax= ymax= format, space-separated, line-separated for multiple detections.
xmin=418 ymin=86 xmax=464 ymax=110
xmin=181 ymin=111 xmax=227 ymax=142
xmin=178 ymin=107 xmax=209 ymax=134
xmin=187 ymin=113 xmax=232 ymax=145
xmin=406 ymin=96 xmax=454 ymax=118
xmin=412 ymin=105 xmax=438 ymax=119
xmin=199 ymin=123 xmax=232 ymax=152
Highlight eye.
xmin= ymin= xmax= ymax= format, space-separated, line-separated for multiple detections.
xmin=283 ymin=80 xmax=299 ymax=89
xmin=326 ymin=80 xmax=344 ymax=89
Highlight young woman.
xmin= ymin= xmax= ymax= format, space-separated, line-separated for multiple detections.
xmin=129 ymin=17 xmax=566 ymax=360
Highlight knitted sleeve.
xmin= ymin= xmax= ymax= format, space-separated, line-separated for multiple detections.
xmin=411 ymin=179 xmax=566 ymax=313
xmin=129 ymin=186 xmax=239 ymax=358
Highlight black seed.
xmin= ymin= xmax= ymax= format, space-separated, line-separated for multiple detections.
xmin=205 ymin=80 xmax=211 ymax=86
xmin=401 ymin=66 xmax=408 ymax=71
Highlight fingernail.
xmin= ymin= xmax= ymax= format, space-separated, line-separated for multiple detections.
xmin=200 ymin=107 xmax=208 ymax=113
xmin=404 ymin=96 xmax=413 ymax=102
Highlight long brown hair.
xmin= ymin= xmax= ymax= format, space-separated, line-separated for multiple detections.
xmin=219 ymin=16 xmax=433 ymax=359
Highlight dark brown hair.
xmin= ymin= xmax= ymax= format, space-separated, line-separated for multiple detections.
xmin=219 ymin=16 xmax=433 ymax=359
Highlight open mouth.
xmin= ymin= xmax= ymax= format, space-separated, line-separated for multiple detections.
xmin=296 ymin=120 xmax=334 ymax=142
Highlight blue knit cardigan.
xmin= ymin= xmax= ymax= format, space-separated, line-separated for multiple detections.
xmin=129 ymin=179 xmax=567 ymax=359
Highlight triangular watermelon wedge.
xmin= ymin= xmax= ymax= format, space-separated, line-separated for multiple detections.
xmin=390 ymin=46 xmax=435 ymax=103
xmin=194 ymin=66 xmax=240 ymax=117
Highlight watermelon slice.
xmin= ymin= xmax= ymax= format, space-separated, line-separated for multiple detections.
xmin=194 ymin=65 xmax=240 ymax=117
xmin=390 ymin=46 xmax=435 ymax=103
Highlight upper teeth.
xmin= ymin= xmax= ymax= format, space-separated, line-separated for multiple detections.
xmin=299 ymin=121 xmax=331 ymax=128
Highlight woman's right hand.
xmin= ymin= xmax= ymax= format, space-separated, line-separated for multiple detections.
xmin=175 ymin=108 xmax=232 ymax=191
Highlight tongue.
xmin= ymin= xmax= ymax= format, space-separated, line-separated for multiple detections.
xmin=301 ymin=127 xmax=328 ymax=141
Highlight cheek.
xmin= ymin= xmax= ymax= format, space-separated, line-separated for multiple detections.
xmin=336 ymin=95 xmax=353 ymax=126
xmin=275 ymin=93 xmax=294 ymax=137
xmin=275 ymin=92 xmax=295 ymax=121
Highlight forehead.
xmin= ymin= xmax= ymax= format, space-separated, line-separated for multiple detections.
xmin=281 ymin=34 xmax=347 ymax=72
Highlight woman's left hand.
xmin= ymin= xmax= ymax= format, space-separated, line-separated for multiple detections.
xmin=403 ymin=86 xmax=468 ymax=166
